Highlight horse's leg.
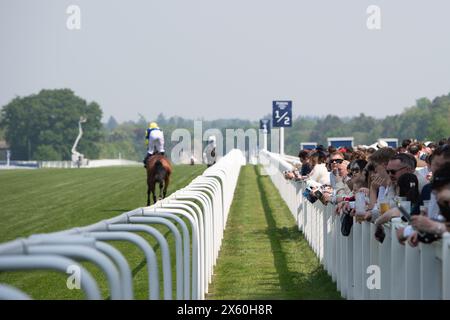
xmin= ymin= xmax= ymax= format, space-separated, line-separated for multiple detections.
xmin=152 ymin=183 xmax=157 ymax=204
xmin=148 ymin=177 xmax=156 ymax=205
xmin=158 ymin=182 xmax=163 ymax=200
xmin=163 ymin=176 xmax=169 ymax=198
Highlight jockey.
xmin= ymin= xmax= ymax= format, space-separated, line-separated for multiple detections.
xmin=143 ymin=122 xmax=165 ymax=167
xmin=203 ymin=135 xmax=217 ymax=168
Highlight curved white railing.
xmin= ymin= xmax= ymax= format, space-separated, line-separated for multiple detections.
xmin=0 ymin=149 xmax=246 ymax=300
xmin=260 ymin=150 xmax=450 ymax=300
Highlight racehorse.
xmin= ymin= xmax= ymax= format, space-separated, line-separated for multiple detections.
xmin=146 ymin=154 xmax=172 ymax=206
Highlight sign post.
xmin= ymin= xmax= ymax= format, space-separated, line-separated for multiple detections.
xmin=272 ymin=100 xmax=292 ymax=155
xmin=259 ymin=119 xmax=271 ymax=151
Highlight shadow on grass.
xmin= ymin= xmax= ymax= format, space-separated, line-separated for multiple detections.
xmin=254 ymin=165 xmax=341 ymax=300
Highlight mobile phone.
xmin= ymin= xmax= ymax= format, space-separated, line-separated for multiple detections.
xmin=303 ymin=188 xmax=317 ymax=204
xmin=398 ymin=205 xmax=411 ymax=222
xmin=314 ymin=190 xmax=327 ymax=205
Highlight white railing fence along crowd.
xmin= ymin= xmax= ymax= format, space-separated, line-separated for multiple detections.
xmin=259 ymin=150 xmax=450 ymax=300
xmin=0 ymin=149 xmax=246 ymax=300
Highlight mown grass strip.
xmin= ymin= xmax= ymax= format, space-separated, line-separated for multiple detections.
xmin=208 ymin=165 xmax=341 ymax=299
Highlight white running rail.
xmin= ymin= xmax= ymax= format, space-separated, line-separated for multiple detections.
xmin=260 ymin=150 xmax=450 ymax=300
xmin=0 ymin=149 xmax=246 ymax=300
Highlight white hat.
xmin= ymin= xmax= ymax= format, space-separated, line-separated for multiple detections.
xmin=368 ymin=142 xmax=379 ymax=150
xmin=377 ymin=139 xmax=388 ymax=149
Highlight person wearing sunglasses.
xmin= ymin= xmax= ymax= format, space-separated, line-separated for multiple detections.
xmin=387 ymin=145 xmax=450 ymax=245
xmin=386 ymin=153 xmax=428 ymax=193
xmin=329 ymin=152 xmax=345 ymax=188
xmin=348 ymin=160 xmax=367 ymax=177
xmin=386 ymin=153 xmax=415 ymax=182
xmin=374 ymin=173 xmax=420 ymax=227
xmin=346 ymin=160 xmax=368 ymax=192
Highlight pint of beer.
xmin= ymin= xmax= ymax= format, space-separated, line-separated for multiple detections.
xmin=355 ymin=214 xmax=366 ymax=223
xmin=379 ymin=201 xmax=390 ymax=215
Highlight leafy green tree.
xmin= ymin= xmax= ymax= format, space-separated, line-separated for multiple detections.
xmin=105 ymin=116 xmax=119 ymax=131
xmin=416 ymin=97 xmax=432 ymax=109
xmin=425 ymin=95 xmax=450 ymax=141
xmin=33 ymin=145 xmax=62 ymax=161
xmin=0 ymin=89 xmax=103 ymax=160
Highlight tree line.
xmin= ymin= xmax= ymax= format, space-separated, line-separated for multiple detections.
xmin=1 ymin=89 xmax=449 ymax=161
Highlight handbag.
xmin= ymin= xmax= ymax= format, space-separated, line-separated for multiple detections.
xmin=340 ymin=211 xmax=353 ymax=236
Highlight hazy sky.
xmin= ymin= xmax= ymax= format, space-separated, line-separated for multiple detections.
xmin=1 ymin=0 xmax=450 ymax=123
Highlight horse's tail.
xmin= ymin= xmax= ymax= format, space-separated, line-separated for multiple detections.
xmin=155 ymin=159 xmax=164 ymax=171
xmin=154 ymin=159 xmax=166 ymax=183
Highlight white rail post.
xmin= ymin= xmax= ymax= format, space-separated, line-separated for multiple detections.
xmin=352 ymin=221 xmax=362 ymax=299
xmin=369 ymin=223 xmax=380 ymax=300
xmin=405 ymin=241 xmax=421 ymax=299
xmin=443 ymin=233 xmax=450 ymax=300
xmin=345 ymin=222 xmax=354 ymax=300
xmin=331 ymin=211 xmax=337 ymax=283
xmin=340 ymin=219 xmax=347 ymax=298
xmin=0 ymin=255 xmax=101 ymax=300
xmin=361 ymin=222 xmax=371 ymax=299
xmin=335 ymin=212 xmax=342 ymax=294
xmin=86 ymin=231 xmax=160 ymax=300
xmin=390 ymin=218 xmax=406 ymax=300
xmin=0 ymin=284 xmax=31 ymax=300
xmin=420 ymin=241 xmax=442 ymax=300
xmin=379 ymin=225 xmax=391 ymax=299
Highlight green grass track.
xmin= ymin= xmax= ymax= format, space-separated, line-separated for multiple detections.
xmin=0 ymin=164 xmax=340 ymax=299
xmin=207 ymin=165 xmax=341 ymax=299
xmin=0 ymin=165 xmax=204 ymax=299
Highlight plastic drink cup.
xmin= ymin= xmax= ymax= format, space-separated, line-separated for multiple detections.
xmin=355 ymin=192 xmax=366 ymax=222
xmin=400 ymin=201 xmax=411 ymax=215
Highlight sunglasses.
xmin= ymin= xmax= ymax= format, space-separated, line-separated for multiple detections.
xmin=330 ymin=159 xmax=344 ymax=164
xmin=386 ymin=166 xmax=408 ymax=175
xmin=432 ymin=175 xmax=450 ymax=183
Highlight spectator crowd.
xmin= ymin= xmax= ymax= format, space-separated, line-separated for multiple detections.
xmin=283 ymin=138 xmax=450 ymax=245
